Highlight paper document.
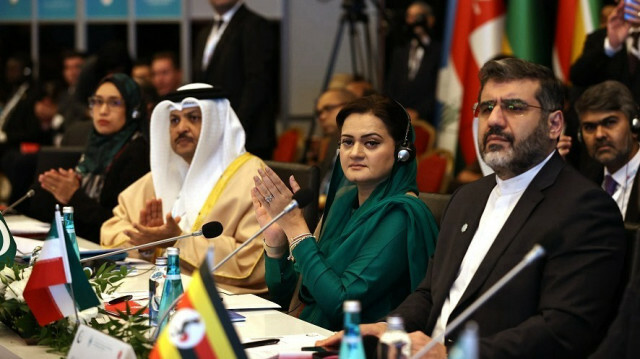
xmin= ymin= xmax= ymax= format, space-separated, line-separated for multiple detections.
xmin=244 ymin=333 xmax=327 ymax=359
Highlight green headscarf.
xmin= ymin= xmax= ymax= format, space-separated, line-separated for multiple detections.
xmin=307 ymin=124 xmax=438 ymax=300
xmin=76 ymin=73 xmax=142 ymax=175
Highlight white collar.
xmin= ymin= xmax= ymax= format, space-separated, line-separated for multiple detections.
xmin=605 ymin=145 xmax=640 ymax=185
xmin=213 ymin=1 xmax=243 ymax=23
xmin=495 ymin=151 xmax=555 ymax=195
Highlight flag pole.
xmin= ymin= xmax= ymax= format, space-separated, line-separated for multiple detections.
xmin=56 ymin=204 xmax=80 ymax=325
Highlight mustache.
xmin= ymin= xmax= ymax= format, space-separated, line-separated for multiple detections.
xmin=175 ymin=132 xmax=193 ymax=142
xmin=482 ymin=127 xmax=514 ymax=147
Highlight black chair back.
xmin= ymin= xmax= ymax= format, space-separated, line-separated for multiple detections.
xmin=418 ymin=192 xmax=451 ymax=229
xmin=265 ymin=161 xmax=320 ymax=230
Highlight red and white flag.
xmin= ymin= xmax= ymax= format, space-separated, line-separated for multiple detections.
xmin=24 ymin=209 xmax=99 ymax=326
xmin=436 ymin=0 xmax=506 ymax=167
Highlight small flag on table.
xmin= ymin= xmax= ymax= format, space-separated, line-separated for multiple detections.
xmin=150 ymin=248 xmax=247 ymax=359
xmin=0 ymin=213 xmax=16 ymax=269
xmin=23 ymin=208 xmax=99 ymax=326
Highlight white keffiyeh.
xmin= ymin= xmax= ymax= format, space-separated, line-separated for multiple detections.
xmin=149 ymin=83 xmax=246 ymax=232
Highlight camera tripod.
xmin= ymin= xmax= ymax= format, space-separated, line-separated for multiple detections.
xmin=321 ymin=0 xmax=376 ymax=91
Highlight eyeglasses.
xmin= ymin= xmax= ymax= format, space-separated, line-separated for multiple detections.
xmin=88 ymin=96 xmax=124 ymax=109
xmin=473 ymin=99 xmax=548 ymax=120
xmin=316 ymin=103 xmax=345 ymax=117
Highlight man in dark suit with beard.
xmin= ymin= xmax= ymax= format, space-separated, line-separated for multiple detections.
xmin=574 ymin=80 xmax=640 ymax=224
xmin=319 ymin=58 xmax=627 ymax=358
xmin=193 ymin=0 xmax=277 ymax=159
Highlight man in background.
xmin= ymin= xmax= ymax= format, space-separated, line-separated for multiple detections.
xmin=193 ymin=0 xmax=277 ymax=159
xmin=574 ymin=80 xmax=640 ymax=224
xmin=386 ymin=1 xmax=440 ymax=124
xmin=151 ymin=51 xmax=182 ymax=97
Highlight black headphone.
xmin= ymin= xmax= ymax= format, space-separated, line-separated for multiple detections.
xmin=577 ymin=110 xmax=640 ymax=143
xmin=394 ymin=100 xmax=415 ymax=162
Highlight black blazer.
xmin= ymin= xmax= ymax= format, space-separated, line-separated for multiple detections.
xmin=585 ymin=163 xmax=640 ymax=225
xmin=193 ymin=5 xmax=277 ymax=158
xmin=385 ymin=40 xmax=441 ymax=123
xmin=571 ymin=28 xmax=640 ymax=103
xmin=392 ymin=152 xmax=626 ymax=358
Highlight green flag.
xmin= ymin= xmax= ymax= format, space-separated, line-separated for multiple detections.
xmin=0 ymin=214 xmax=16 ymax=269
xmin=504 ymin=0 xmax=548 ymax=65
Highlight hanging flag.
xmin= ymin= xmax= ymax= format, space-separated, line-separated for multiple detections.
xmin=503 ymin=0 xmax=547 ymax=64
xmin=0 ymin=213 xmax=16 ymax=269
xmin=552 ymin=0 xmax=601 ymax=82
xmin=436 ymin=0 xmax=506 ymax=168
xmin=150 ymin=248 xmax=246 ymax=359
xmin=24 ymin=209 xmax=99 ymax=326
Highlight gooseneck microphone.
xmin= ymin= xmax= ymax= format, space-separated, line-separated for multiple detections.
xmin=211 ymin=188 xmax=314 ymax=272
xmin=79 ymin=221 xmax=223 ymax=263
xmin=410 ymin=241 xmax=552 ymax=359
xmin=2 ymin=189 xmax=35 ymax=215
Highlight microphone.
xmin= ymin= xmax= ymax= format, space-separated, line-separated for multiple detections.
xmin=211 ymin=188 xmax=314 ymax=272
xmin=79 ymin=221 xmax=223 ymax=263
xmin=2 ymin=189 xmax=35 ymax=215
xmin=410 ymin=240 xmax=553 ymax=359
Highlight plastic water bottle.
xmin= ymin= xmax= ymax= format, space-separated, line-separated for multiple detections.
xmin=62 ymin=206 xmax=80 ymax=259
xmin=157 ymin=247 xmax=184 ymax=328
xmin=339 ymin=300 xmax=365 ymax=359
xmin=378 ymin=315 xmax=411 ymax=359
xmin=148 ymin=256 xmax=167 ymax=327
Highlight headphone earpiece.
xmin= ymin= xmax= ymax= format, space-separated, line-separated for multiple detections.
xmin=577 ymin=129 xmax=582 ymax=143
xmin=631 ymin=116 xmax=640 ymax=134
xmin=393 ymin=99 xmax=415 ymax=163
xmin=131 ymin=107 xmax=141 ymax=120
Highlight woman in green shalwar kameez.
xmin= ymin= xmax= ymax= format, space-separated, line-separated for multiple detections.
xmin=252 ymin=95 xmax=438 ymax=330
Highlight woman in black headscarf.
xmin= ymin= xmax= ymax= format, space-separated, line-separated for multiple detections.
xmin=38 ymin=73 xmax=150 ymax=243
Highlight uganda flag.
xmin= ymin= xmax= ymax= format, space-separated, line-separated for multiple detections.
xmin=150 ymin=248 xmax=246 ymax=359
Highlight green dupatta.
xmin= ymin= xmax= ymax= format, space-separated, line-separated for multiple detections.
xmin=298 ymin=129 xmax=438 ymax=307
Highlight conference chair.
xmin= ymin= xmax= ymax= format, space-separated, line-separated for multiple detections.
xmin=265 ymin=161 xmax=320 ymax=230
xmin=418 ymin=192 xmax=451 ymax=229
xmin=412 ymin=120 xmax=436 ymax=158
xmin=416 ymin=148 xmax=454 ymax=193
xmin=272 ymin=128 xmax=302 ymax=163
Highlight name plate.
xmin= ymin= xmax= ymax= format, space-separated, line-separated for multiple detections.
xmin=68 ymin=324 xmax=136 ymax=359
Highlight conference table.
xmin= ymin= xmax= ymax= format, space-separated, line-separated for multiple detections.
xmin=0 ymin=215 xmax=334 ymax=358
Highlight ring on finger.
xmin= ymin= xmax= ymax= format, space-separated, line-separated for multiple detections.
xmin=264 ymin=194 xmax=274 ymax=203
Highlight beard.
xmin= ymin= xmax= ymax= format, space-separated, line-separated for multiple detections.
xmin=480 ymin=118 xmax=551 ymax=178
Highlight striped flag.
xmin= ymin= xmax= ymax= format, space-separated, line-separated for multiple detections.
xmin=0 ymin=213 xmax=16 ymax=269
xmin=553 ymin=0 xmax=601 ymax=82
xmin=150 ymin=248 xmax=246 ymax=359
xmin=436 ymin=0 xmax=506 ymax=167
xmin=23 ymin=209 xmax=99 ymax=326
xmin=504 ymin=0 xmax=547 ymax=64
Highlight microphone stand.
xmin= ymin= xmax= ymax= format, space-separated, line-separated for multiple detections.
xmin=410 ymin=244 xmax=546 ymax=359
xmin=2 ymin=189 xmax=35 ymax=215
xmin=79 ymin=230 xmax=204 ymax=263
xmin=212 ymin=200 xmax=299 ymax=272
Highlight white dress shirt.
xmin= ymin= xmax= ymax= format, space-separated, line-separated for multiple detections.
xmin=201 ymin=1 xmax=243 ymax=70
xmin=603 ymin=147 xmax=640 ymax=219
xmin=431 ymin=151 xmax=554 ymax=341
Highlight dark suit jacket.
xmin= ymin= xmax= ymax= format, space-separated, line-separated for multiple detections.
xmin=584 ymin=163 xmax=640 ymax=225
xmin=393 ymin=152 xmax=626 ymax=358
xmin=193 ymin=5 xmax=277 ymax=158
xmin=571 ymin=28 xmax=640 ymax=103
xmin=385 ymin=40 xmax=441 ymax=123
